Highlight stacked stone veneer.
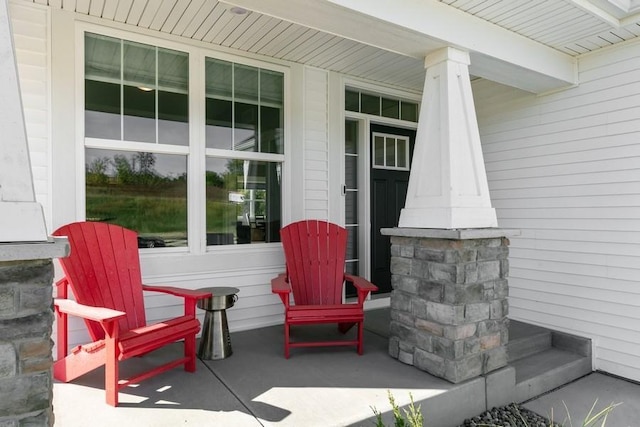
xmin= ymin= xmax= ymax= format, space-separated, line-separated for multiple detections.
xmin=386 ymin=232 xmax=510 ymax=384
xmin=0 ymin=259 xmax=55 ymax=426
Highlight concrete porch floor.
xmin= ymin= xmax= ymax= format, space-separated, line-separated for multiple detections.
xmin=53 ymin=309 xmax=640 ymax=426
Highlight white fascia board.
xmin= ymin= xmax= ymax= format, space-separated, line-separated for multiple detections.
xmin=220 ymin=0 xmax=577 ymax=91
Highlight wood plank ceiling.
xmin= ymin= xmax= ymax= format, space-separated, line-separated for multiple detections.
xmin=21 ymin=0 xmax=640 ymax=92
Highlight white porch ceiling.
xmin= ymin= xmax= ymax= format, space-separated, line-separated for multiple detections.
xmin=20 ymin=0 xmax=640 ymax=94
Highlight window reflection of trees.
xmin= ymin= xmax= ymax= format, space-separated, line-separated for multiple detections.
xmin=85 ymin=151 xmax=187 ymax=248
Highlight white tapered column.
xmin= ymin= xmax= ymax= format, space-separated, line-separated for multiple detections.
xmin=0 ymin=0 xmax=47 ymax=242
xmin=398 ymin=47 xmax=497 ymax=229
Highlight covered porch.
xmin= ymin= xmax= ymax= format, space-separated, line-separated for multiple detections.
xmin=52 ymin=308 xmax=638 ymax=427
xmin=3 ymin=0 xmax=640 ymax=424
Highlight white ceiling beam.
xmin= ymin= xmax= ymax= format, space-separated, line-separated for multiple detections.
xmin=566 ymin=0 xmax=621 ymax=26
xmin=567 ymin=0 xmax=640 ymax=26
xmin=220 ymin=0 xmax=577 ymax=92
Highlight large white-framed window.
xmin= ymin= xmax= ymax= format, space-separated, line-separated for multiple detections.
xmin=204 ymin=57 xmax=284 ymax=246
xmin=81 ymin=28 xmax=286 ymax=251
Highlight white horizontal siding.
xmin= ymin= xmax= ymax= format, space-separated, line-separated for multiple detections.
xmin=303 ymin=67 xmax=330 ymax=220
xmin=10 ymin=1 xmax=50 ymax=228
xmin=474 ymin=38 xmax=640 ymax=382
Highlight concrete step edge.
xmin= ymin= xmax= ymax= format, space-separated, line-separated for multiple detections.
xmin=507 ymin=330 xmax=552 ymax=363
xmin=514 ymin=351 xmax=592 ymax=403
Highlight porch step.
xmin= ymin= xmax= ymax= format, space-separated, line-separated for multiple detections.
xmin=508 ymin=321 xmax=551 ymax=362
xmin=508 ymin=320 xmax=592 ymax=403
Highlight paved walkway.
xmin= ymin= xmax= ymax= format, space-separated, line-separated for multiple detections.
xmin=525 ymin=372 xmax=640 ymax=427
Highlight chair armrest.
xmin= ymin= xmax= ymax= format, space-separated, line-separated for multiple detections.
xmin=142 ymin=285 xmax=212 ymax=300
xmin=345 ymin=274 xmax=378 ymax=292
xmin=272 ymin=273 xmax=291 ymax=308
xmin=271 ymin=273 xmax=291 ymax=295
xmin=55 ymin=277 xmax=70 ymax=299
xmin=54 ymin=299 xmax=126 ymax=323
xmin=345 ymin=274 xmax=378 ymax=306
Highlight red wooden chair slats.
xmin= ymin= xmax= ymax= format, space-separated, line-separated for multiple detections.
xmin=271 ymin=220 xmax=378 ymax=357
xmin=53 ymin=222 xmax=211 ymax=406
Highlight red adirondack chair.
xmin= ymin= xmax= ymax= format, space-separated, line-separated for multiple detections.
xmin=271 ymin=220 xmax=378 ymax=358
xmin=52 ymin=222 xmax=211 ymax=406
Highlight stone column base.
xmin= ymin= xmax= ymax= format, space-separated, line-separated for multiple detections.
xmin=382 ymin=227 xmax=519 ymax=384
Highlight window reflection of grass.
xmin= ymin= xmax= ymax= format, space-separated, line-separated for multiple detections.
xmin=206 ymin=199 xmax=237 ymax=234
xmin=86 ymin=183 xmax=186 ymax=236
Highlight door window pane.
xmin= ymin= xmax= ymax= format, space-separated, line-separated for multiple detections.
xmin=345 ymin=155 xmax=357 ymax=189
xmin=373 ymin=133 xmax=409 ymax=170
xmin=382 ymin=98 xmax=399 ymax=119
xmin=345 ymin=90 xmax=359 ymax=112
xmin=345 ymin=88 xmax=418 ymax=123
xmin=385 ymin=137 xmax=396 ymax=167
xmin=401 ymin=101 xmax=418 ymax=122
xmin=346 ymin=225 xmax=358 ymax=260
xmin=85 ymin=148 xmax=188 ymax=247
xmin=397 ymin=140 xmax=407 ymax=168
xmin=361 ymin=93 xmax=380 ymax=115
xmin=345 ymin=120 xmax=358 ymax=154
xmin=345 ymin=191 xmax=358 ymax=224
xmin=374 ymin=135 xmax=385 ymax=167
xmin=344 ymin=119 xmax=360 ymax=298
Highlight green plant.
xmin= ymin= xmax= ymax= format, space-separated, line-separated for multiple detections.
xmin=558 ymin=399 xmax=622 ymax=427
xmin=371 ymin=390 xmax=424 ymax=427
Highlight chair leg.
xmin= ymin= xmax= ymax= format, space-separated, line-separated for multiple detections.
xmin=284 ymin=322 xmax=290 ymax=359
xmin=185 ymin=334 xmax=196 ymax=372
xmin=105 ymin=335 xmax=119 ymax=406
xmin=357 ymin=321 xmax=364 ymax=355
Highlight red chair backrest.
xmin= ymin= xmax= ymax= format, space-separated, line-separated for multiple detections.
xmin=53 ymin=222 xmax=147 ymax=340
xmin=280 ymin=220 xmax=347 ymax=306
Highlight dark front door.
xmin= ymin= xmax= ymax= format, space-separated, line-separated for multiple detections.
xmin=370 ymin=124 xmax=415 ymax=294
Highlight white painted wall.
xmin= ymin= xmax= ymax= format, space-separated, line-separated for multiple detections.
xmin=303 ymin=67 xmax=330 ymax=220
xmin=474 ymin=38 xmax=640 ymax=382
